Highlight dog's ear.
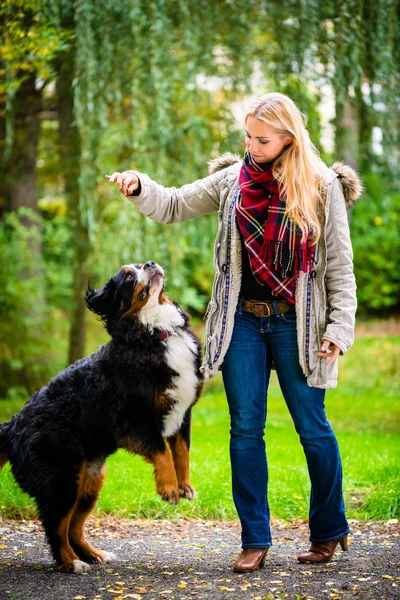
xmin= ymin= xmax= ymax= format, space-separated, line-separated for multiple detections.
xmin=85 ymin=278 xmax=116 ymax=318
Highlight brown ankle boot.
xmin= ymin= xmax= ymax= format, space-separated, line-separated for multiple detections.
xmin=233 ymin=548 xmax=269 ymax=572
xmin=297 ymin=536 xmax=349 ymax=563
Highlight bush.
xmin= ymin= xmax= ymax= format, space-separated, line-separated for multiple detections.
xmin=351 ymin=173 xmax=400 ymax=313
xmin=0 ymin=209 xmax=71 ymax=395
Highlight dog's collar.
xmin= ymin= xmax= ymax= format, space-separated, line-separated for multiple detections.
xmin=158 ymin=330 xmax=172 ymax=341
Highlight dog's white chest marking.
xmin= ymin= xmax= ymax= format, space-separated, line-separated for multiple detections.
xmin=138 ymin=302 xmax=199 ymax=438
xmin=162 ymin=329 xmax=199 ymax=438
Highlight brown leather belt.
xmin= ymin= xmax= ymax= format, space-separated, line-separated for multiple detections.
xmin=242 ymin=299 xmax=291 ymax=318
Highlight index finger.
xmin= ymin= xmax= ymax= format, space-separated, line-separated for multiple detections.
xmin=105 ymin=172 xmax=120 ymax=182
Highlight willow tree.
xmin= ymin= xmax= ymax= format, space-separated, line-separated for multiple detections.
xmin=54 ymin=0 xmax=266 ymax=361
xmin=261 ymin=0 xmax=399 ymax=176
xmin=2 ymin=0 xmax=399 ymax=386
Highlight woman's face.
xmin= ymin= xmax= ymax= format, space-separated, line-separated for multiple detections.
xmin=245 ymin=116 xmax=291 ymax=163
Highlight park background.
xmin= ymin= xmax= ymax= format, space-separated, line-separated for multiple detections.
xmin=0 ymin=1 xmax=399 ymax=524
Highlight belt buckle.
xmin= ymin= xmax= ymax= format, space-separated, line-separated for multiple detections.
xmin=253 ymin=302 xmax=272 ymax=317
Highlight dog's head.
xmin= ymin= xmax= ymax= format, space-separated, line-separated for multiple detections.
xmin=86 ymin=261 xmax=167 ymax=331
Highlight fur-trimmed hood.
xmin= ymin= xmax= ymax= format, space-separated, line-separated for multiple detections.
xmin=207 ymin=153 xmax=363 ymax=207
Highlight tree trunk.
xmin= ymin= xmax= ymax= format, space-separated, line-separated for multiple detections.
xmin=6 ymin=74 xmax=42 ymax=216
xmin=57 ymin=52 xmax=89 ymax=365
xmin=334 ymin=96 xmax=359 ymax=170
xmin=0 ymin=108 xmax=8 ymax=216
xmin=355 ymin=84 xmax=373 ymax=172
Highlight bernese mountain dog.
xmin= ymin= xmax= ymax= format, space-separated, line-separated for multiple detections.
xmin=0 ymin=261 xmax=203 ymax=573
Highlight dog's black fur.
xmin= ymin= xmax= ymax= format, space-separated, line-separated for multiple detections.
xmin=0 ymin=262 xmax=203 ymax=572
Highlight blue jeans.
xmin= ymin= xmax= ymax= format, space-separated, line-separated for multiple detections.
xmin=221 ymin=301 xmax=350 ymax=549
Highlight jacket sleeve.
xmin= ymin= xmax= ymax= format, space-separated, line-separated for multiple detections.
xmin=322 ymin=177 xmax=357 ymax=354
xmin=124 ymin=167 xmax=230 ymax=224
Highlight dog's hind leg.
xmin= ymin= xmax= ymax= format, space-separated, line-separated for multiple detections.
xmin=168 ymin=409 xmax=197 ymax=500
xmin=69 ymin=461 xmax=117 ymax=564
xmin=39 ymin=465 xmax=91 ymax=573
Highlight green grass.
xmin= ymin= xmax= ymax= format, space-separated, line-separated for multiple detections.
xmin=0 ymin=324 xmax=399 ymax=522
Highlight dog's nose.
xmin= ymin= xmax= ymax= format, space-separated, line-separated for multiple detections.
xmin=143 ymin=261 xmax=156 ymax=269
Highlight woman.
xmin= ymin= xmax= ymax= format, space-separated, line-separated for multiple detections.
xmin=106 ymin=93 xmax=362 ymax=572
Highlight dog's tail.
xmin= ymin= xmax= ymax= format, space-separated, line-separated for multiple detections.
xmin=0 ymin=422 xmax=10 ymax=469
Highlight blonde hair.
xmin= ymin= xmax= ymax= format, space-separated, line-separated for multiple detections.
xmin=245 ymin=92 xmax=326 ymax=244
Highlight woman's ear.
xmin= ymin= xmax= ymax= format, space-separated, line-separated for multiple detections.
xmin=85 ymin=278 xmax=116 ymax=318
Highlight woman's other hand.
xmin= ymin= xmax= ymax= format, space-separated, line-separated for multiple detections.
xmin=105 ymin=171 xmax=140 ymax=196
xmin=318 ymin=339 xmax=340 ymax=366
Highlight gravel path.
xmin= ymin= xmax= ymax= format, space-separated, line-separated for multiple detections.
xmin=0 ymin=517 xmax=399 ymax=600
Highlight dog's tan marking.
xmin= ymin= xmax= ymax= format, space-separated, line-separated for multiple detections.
xmin=158 ymin=291 xmax=172 ymax=305
xmin=69 ymin=463 xmax=107 ymax=563
xmin=148 ymin=447 xmax=179 ymax=504
xmin=157 ymin=390 xmax=176 ymax=408
xmin=168 ymin=433 xmax=196 ymax=499
xmin=168 ymin=432 xmax=189 ymax=485
xmin=123 ymin=282 xmax=149 ymax=316
xmin=57 ymin=465 xmax=87 ymax=571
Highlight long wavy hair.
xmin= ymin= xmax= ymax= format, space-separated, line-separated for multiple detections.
xmin=245 ymin=93 xmax=326 ymax=244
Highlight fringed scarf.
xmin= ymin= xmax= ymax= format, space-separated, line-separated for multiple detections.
xmin=236 ymin=149 xmax=315 ymax=303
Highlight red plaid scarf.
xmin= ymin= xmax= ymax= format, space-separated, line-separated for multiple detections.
xmin=236 ymin=149 xmax=314 ymax=303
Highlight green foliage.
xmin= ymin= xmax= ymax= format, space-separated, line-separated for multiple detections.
xmin=351 ymin=174 xmax=400 ymax=312
xmin=261 ymin=0 xmax=399 ymax=178
xmin=0 ymin=209 xmax=50 ymax=394
xmin=0 ymin=208 xmax=73 ymax=394
xmin=0 ymin=0 xmax=72 ymax=89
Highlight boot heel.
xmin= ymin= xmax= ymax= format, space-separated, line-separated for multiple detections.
xmin=259 ymin=550 xmax=268 ymax=568
xmin=339 ymin=536 xmax=349 ymax=551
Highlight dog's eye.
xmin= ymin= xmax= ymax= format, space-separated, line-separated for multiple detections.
xmin=126 ymin=273 xmax=133 ymax=281
xmin=138 ymin=287 xmax=148 ymax=300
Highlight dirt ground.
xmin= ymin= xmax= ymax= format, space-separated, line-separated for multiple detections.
xmin=0 ymin=517 xmax=398 ymax=600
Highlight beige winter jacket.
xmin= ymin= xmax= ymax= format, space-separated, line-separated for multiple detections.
xmin=127 ymin=154 xmax=362 ymax=389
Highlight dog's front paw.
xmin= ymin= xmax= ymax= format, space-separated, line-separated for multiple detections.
xmin=160 ymin=486 xmax=180 ymax=505
xmin=179 ymin=482 xmax=197 ymax=500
